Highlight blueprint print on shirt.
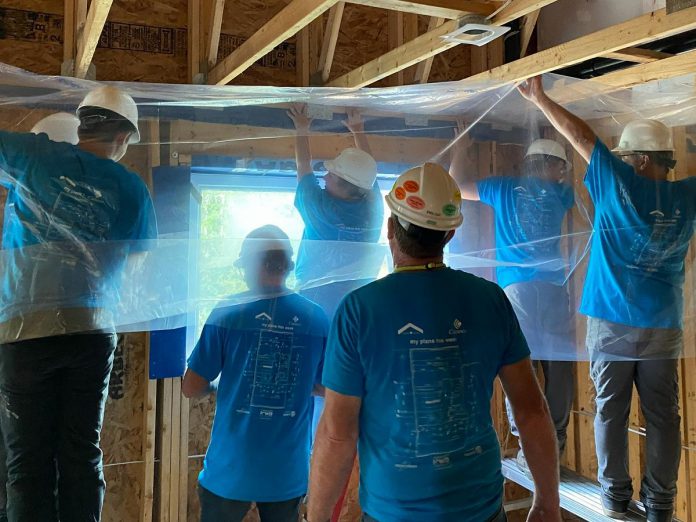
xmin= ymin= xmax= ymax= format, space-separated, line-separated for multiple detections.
xmin=235 ymin=315 xmax=306 ymax=419
xmin=391 ymin=323 xmax=484 ymax=465
xmin=512 ymin=184 xmax=565 ymax=256
xmin=628 ymin=209 xmax=691 ymax=274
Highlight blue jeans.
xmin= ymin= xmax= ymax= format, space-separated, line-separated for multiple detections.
xmin=198 ymin=486 xmax=302 ymax=522
xmin=0 ymin=333 xmax=116 ymax=522
xmin=362 ymin=505 xmax=507 ymax=522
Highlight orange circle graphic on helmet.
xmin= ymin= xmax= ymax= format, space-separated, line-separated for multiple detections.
xmin=406 ymin=196 xmax=425 ymax=210
xmin=403 ymin=180 xmax=419 ymax=193
xmin=394 ymin=187 xmax=406 ymax=200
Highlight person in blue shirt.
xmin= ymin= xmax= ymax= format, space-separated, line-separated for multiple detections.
xmin=306 ymin=163 xmax=562 ymax=522
xmin=520 ymin=76 xmax=696 ymax=522
xmin=451 ymin=131 xmax=576 ymax=472
xmin=288 ymin=106 xmax=385 ymax=319
xmin=182 ymin=225 xmax=328 ymax=522
xmin=0 ymin=86 xmax=158 ymax=522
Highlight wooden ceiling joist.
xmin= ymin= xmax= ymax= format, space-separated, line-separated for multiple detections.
xmin=206 ymin=0 xmax=226 ymax=68
xmin=208 ymin=0 xmax=339 ymax=85
xmin=519 ymin=9 xmax=540 ymax=57
xmin=604 ymin=46 xmax=674 ymax=64
xmin=318 ymin=2 xmax=346 ymax=83
xmin=413 ymin=16 xmax=446 ymax=83
xmin=468 ymin=6 xmax=696 ymax=85
xmin=345 ymin=0 xmax=501 ymax=19
xmin=74 ymin=0 xmax=113 ymax=78
xmin=327 ymin=0 xmax=560 ymax=88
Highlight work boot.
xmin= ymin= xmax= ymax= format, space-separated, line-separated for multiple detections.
xmin=646 ymin=506 xmax=673 ymax=522
xmin=601 ymin=495 xmax=628 ymax=520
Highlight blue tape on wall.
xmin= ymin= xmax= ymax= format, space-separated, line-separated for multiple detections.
xmin=149 ymin=165 xmax=192 ymax=378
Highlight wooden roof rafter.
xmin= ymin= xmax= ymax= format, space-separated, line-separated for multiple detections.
xmin=327 ymin=0 xmax=561 ymax=87
xmin=208 ymin=0 xmax=340 ymax=85
xmin=466 ymin=5 xmax=696 ymax=86
xmin=345 ymin=0 xmax=502 ymax=19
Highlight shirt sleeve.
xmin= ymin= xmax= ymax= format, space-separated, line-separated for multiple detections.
xmin=497 ymin=287 xmax=531 ymax=368
xmin=187 ymin=321 xmax=226 ymax=382
xmin=476 ymin=177 xmax=503 ymax=207
xmin=294 ymin=173 xmax=322 ymax=217
xmin=322 ymin=295 xmax=364 ymax=397
xmin=584 ymin=139 xmax=631 ymax=206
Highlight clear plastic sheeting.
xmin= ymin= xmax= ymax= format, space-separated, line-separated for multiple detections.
xmin=0 ymin=63 xmax=694 ymax=362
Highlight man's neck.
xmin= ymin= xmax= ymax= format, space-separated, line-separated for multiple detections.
xmin=393 ymin=254 xmax=445 ymax=270
xmin=78 ymin=141 xmax=108 ymax=159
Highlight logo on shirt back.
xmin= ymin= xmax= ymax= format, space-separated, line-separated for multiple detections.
xmin=650 ymin=210 xmax=665 ymax=219
xmin=398 ymin=323 xmax=424 ymax=335
xmin=255 ymin=312 xmax=272 ymax=322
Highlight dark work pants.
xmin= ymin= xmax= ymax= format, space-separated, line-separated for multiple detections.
xmin=198 ymin=486 xmax=302 ymax=522
xmin=503 ymin=281 xmax=575 ymax=452
xmin=0 ymin=333 xmax=116 ymax=522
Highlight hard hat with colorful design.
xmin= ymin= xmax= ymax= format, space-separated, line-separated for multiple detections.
xmin=385 ymin=162 xmax=463 ymax=231
xmin=31 ymin=113 xmax=80 ymax=145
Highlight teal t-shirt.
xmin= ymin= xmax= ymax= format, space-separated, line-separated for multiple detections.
xmin=580 ymin=140 xmax=696 ymax=328
xmin=477 ymin=176 xmax=574 ymax=288
xmin=188 ymin=292 xmax=328 ymax=501
xmin=323 ymin=268 xmax=530 ymax=521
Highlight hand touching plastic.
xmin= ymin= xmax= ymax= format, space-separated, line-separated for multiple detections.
xmin=518 ymin=76 xmax=547 ymax=105
xmin=288 ymin=104 xmax=312 ymax=132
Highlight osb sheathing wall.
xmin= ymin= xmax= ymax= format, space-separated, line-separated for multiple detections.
xmin=0 ymin=0 xmax=472 ymax=86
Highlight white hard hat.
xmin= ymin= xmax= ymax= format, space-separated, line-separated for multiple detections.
xmin=77 ymin=85 xmax=140 ymax=143
xmin=612 ymin=119 xmax=674 ymax=153
xmin=385 ymin=162 xmax=463 ymax=231
xmin=525 ymin=139 xmax=567 ymax=162
xmin=31 ymin=112 xmax=79 ymax=145
xmin=324 ymin=148 xmax=377 ymax=190
xmin=234 ymin=225 xmax=294 ymax=267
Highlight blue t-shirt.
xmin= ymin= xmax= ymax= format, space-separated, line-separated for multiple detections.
xmin=323 ymin=268 xmax=530 ymax=522
xmin=580 ymin=140 xmax=696 ymax=329
xmin=0 ymin=131 xmax=157 ymax=320
xmin=477 ymin=176 xmax=574 ymax=288
xmin=294 ymin=174 xmax=384 ymax=286
xmin=188 ymin=291 xmax=328 ymax=502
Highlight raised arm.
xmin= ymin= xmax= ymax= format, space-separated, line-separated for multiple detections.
xmin=449 ymin=121 xmax=480 ymax=201
xmin=499 ymin=358 xmax=562 ymax=522
xmin=518 ymin=76 xmax=597 ymax=164
xmin=288 ymin=104 xmax=314 ymax=180
xmin=307 ymin=389 xmax=360 ymax=522
xmin=343 ymin=109 xmax=373 ymax=157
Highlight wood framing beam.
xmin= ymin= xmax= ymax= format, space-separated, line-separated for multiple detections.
xmin=328 ymin=0 xmax=559 ymax=87
xmin=468 ymin=6 xmax=696 ymax=85
xmin=74 ymin=0 xmax=112 ymax=78
xmin=604 ymin=46 xmax=674 ymax=63
xmin=206 ymin=0 xmax=226 ymax=68
xmin=189 ymin=0 xmax=201 ymax=82
xmin=208 ymin=0 xmax=339 ymax=85
xmin=318 ymin=2 xmax=345 ymax=83
xmin=388 ymin=11 xmax=405 ymax=86
xmin=63 ymin=0 xmax=87 ymax=64
xmin=413 ymin=17 xmax=445 ymax=83
xmin=519 ymin=9 xmax=540 ymax=57
xmin=345 ymin=0 xmax=500 ymax=19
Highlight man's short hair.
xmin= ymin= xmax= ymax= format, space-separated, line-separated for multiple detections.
xmin=392 ymin=214 xmax=449 ymax=258
xmin=334 ymin=175 xmax=371 ymax=200
xmin=641 ymin=150 xmax=677 ymax=170
xmin=77 ymin=107 xmax=136 ymax=142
